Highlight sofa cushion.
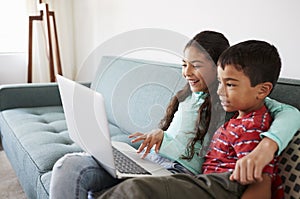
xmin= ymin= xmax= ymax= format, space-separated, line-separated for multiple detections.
xmin=91 ymin=56 xmax=186 ymax=135
xmin=270 ymin=78 xmax=300 ymax=110
xmin=37 ymin=171 xmax=52 ymax=198
xmin=0 ymin=106 xmax=83 ymax=198
xmin=1 ymin=106 xmax=81 ymax=172
xmin=278 ymin=131 xmax=300 ymax=198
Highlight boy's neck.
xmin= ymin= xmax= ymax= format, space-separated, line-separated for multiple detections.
xmin=237 ymin=100 xmax=265 ymax=118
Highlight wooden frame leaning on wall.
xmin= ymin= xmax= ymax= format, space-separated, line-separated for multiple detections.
xmin=27 ymin=1 xmax=62 ymax=83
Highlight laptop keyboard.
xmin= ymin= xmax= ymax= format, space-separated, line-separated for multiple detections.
xmin=112 ymin=147 xmax=151 ymax=175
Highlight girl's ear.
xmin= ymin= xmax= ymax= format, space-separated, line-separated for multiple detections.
xmin=257 ymin=82 xmax=273 ymax=99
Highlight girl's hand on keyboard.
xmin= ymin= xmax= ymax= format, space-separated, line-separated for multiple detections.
xmin=129 ymin=129 xmax=164 ymax=158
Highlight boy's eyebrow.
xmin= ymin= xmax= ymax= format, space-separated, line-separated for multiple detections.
xmin=221 ymin=77 xmax=240 ymax=82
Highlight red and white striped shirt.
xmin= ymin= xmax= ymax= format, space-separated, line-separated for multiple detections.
xmin=202 ymin=105 xmax=274 ymax=174
xmin=202 ymin=105 xmax=283 ymax=199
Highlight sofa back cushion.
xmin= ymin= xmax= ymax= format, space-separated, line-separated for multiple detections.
xmin=91 ymin=56 xmax=186 ymax=134
xmin=278 ymin=131 xmax=300 ymax=198
xmin=270 ymin=78 xmax=300 ymax=110
xmin=270 ymin=78 xmax=300 ymax=198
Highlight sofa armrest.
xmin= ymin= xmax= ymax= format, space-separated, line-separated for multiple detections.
xmin=0 ymin=82 xmax=92 ymax=111
xmin=0 ymin=83 xmax=62 ymax=111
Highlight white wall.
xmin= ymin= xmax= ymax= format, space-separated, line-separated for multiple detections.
xmin=0 ymin=0 xmax=27 ymax=84
xmin=0 ymin=53 xmax=27 ymax=84
xmin=1 ymin=1 xmax=298 ymax=83
xmin=73 ymin=0 xmax=300 ymax=81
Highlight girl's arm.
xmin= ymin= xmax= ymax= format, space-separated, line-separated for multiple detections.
xmin=159 ymin=130 xmax=190 ymax=159
xmin=231 ymin=97 xmax=300 ymax=184
xmin=263 ymin=97 xmax=300 ymax=154
xmin=129 ymin=129 xmax=164 ymax=158
xmin=229 ymin=137 xmax=277 ymax=183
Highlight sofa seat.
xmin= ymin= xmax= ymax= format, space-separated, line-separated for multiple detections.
xmin=2 ymin=106 xmax=80 ymax=170
xmin=0 ymin=106 xmax=82 ymax=198
xmin=0 ymin=105 xmax=140 ymax=197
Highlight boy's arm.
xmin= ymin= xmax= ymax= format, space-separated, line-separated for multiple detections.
xmin=231 ymin=98 xmax=300 ymax=184
xmin=241 ymin=174 xmax=272 ymax=199
xmin=230 ymin=137 xmax=277 ymax=184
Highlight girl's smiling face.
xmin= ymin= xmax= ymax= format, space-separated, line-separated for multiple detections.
xmin=182 ymin=46 xmax=217 ymax=92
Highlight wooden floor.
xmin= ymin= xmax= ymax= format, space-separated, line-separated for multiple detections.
xmin=0 ymin=144 xmax=27 ymax=199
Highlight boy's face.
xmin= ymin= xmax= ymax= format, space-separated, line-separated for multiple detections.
xmin=217 ymin=64 xmax=263 ymax=117
xmin=182 ymin=46 xmax=217 ymax=92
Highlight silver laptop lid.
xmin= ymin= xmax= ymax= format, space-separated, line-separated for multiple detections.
xmin=56 ymin=74 xmax=117 ymax=178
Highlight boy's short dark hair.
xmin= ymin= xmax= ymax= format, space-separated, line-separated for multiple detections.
xmin=217 ymin=40 xmax=281 ymax=88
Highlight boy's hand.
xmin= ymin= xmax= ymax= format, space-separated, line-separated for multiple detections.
xmin=230 ymin=137 xmax=277 ymax=184
xmin=240 ymin=174 xmax=272 ymax=199
xmin=129 ymin=129 xmax=164 ymax=158
xmin=230 ymin=152 xmax=264 ymax=184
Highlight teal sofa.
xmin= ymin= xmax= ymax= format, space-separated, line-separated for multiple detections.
xmin=0 ymin=56 xmax=185 ymax=198
xmin=0 ymin=56 xmax=299 ymax=199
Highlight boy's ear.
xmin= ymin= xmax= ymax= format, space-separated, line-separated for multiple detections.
xmin=257 ymin=82 xmax=273 ymax=99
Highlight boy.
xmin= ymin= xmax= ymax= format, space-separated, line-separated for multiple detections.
xmin=97 ymin=40 xmax=283 ymax=199
xmin=202 ymin=40 xmax=283 ymax=199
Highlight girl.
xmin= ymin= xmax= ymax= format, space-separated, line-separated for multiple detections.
xmin=129 ymin=31 xmax=228 ymax=175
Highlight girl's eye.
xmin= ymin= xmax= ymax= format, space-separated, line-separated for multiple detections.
xmin=193 ymin=65 xmax=202 ymax=68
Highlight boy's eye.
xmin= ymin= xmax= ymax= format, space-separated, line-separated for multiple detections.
xmin=226 ymin=83 xmax=235 ymax=87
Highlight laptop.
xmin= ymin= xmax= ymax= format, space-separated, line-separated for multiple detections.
xmin=56 ymin=75 xmax=172 ymax=179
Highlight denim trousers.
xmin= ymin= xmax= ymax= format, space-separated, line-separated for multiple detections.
xmin=49 ymin=151 xmax=190 ymax=199
xmin=49 ymin=152 xmax=122 ymax=199
xmin=50 ymin=153 xmax=246 ymax=199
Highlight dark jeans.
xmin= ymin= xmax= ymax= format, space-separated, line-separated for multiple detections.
xmin=98 ymin=172 xmax=246 ymax=199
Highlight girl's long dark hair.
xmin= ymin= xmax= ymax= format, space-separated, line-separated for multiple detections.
xmin=158 ymin=31 xmax=230 ymax=160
